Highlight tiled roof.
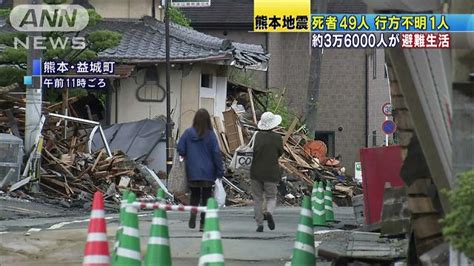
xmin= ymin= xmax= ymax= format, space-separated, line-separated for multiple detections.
xmin=93 ymin=16 xmax=269 ymax=69
xmin=0 ymin=16 xmax=269 ymax=69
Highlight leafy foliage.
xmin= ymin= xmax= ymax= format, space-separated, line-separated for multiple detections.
xmin=0 ymin=6 xmax=117 ymax=105
xmin=0 ymin=47 xmax=27 ymax=65
xmin=168 ymin=6 xmax=191 ymax=28
xmin=0 ymin=32 xmax=27 ymax=46
xmin=265 ymin=89 xmax=300 ymax=129
xmin=0 ymin=67 xmax=25 ymax=86
xmin=87 ymin=30 xmax=122 ymax=52
xmin=441 ymin=169 xmax=474 ymax=259
xmin=228 ymin=68 xmax=258 ymax=88
xmin=0 ymin=9 xmax=11 ymax=17
xmin=86 ymin=9 xmax=102 ymax=27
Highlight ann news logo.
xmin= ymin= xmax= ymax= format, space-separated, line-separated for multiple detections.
xmin=9 ymin=4 xmax=89 ymax=50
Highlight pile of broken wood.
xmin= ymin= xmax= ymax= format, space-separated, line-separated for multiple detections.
xmin=1 ymin=90 xmax=158 ymax=209
xmin=38 ymin=141 xmax=154 ymax=210
xmin=212 ymin=105 xmax=362 ymax=206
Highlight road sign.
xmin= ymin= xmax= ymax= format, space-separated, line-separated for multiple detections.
xmin=171 ymin=0 xmax=210 ymax=7
xmin=382 ymin=120 xmax=397 ymax=135
xmin=382 ymin=102 xmax=392 ymax=116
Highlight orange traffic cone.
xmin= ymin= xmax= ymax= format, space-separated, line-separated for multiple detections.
xmin=83 ymin=191 xmax=110 ymax=266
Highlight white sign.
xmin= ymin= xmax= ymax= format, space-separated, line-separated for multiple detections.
xmin=382 ymin=102 xmax=393 ymax=116
xmin=10 ymin=5 xmax=89 ymax=32
xmin=354 ymin=162 xmax=362 ymax=183
xmin=171 ymin=0 xmax=211 ymax=7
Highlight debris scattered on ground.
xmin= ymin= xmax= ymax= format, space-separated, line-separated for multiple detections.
xmin=1 ymin=85 xmax=361 ymax=209
xmin=216 ymin=86 xmax=362 ymax=206
xmin=0 ymin=92 xmax=159 ymax=210
xmin=315 ymin=230 xmax=408 ymax=263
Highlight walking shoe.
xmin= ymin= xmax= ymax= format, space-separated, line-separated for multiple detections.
xmin=188 ymin=213 xmax=196 ymax=229
xmin=199 ymin=222 xmax=204 ymax=232
xmin=256 ymin=225 xmax=264 ymax=232
xmin=266 ymin=213 xmax=275 ymax=230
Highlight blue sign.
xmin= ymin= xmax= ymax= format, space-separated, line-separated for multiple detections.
xmin=382 ymin=120 xmax=397 ymax=135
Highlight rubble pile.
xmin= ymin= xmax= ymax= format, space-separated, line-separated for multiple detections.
xmin=214 ymin=92 xmax=362 ymax=206
xmin=1 ymin=92 xmax=157 ymax=209
xmin=1 ymin=83 xmax=361 ymax=208
xmin=39 ymin=144 xmax=152 ymax=209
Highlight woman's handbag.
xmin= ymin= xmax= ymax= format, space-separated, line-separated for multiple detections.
xmin=230 ymin=132 xmax=257 ymax=174
xmin=167 ymin=151 xmax=188 ymax=194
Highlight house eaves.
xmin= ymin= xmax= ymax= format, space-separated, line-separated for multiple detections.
xmin=88 ymin=16 xmax=269 ymax=70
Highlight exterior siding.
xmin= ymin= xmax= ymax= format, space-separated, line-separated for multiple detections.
xmin=110 ymin=63 xmax=227 ymax=136
xmin=313 ymin=49 xmax=367 ymax=175
xmin=267 ymin=32 xmax=311 ymax=117
xmin=367 ymin=49 xmax=392 ymax=146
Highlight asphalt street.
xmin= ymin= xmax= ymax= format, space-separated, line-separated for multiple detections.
xmin=1 ymin=206 xmax=299 ymax=265
xmin=0 ymin=205 xmax=356 ymax=265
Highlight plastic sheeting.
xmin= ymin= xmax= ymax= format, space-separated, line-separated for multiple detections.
xmin=91 ymin=119 xmax=166 ymax=172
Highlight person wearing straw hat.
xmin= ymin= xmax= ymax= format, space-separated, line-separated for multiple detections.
xmin=250 ymin=111 xmax=284 ymax=232
xmin=177 ymin=108 xmax=224 ymax=232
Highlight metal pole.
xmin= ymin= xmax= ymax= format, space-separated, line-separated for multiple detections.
xmin=25 ymin=0 xmax=43 ymax=153
xmin=165 ymin=0 xmax=173 ymax=177
xmin=384 ymin=63 xmax=392 ymax=146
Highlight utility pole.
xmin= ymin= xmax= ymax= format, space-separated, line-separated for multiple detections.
xmin=305 ymin=0 xmax=327 ymax=136
xmin=165 ymin=0 xmax=173 ymax=177
xmin=25 ymin=0 xmax=42 ymax=153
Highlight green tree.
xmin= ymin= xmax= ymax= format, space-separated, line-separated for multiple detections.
xmin=169 ymin=6 xmax=191 ymax=28
xmin=0 ymin=5 xmax=122 ymax=102
xmin=441 ymin=169 xmax=474 ymax=259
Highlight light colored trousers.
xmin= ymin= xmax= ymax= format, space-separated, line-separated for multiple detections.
xmin=251 ymin=179 xmax=278 ymax=226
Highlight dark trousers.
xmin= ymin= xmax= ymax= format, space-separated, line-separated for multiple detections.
xmin=189 ymin=187 xmax=213 ymax=222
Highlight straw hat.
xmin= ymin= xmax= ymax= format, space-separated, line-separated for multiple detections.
xmin=257 ymin=112 xmax=282 ymax=130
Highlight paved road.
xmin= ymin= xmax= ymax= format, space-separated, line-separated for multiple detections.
xmin=0 ymin=206 xmax=356 ymax=265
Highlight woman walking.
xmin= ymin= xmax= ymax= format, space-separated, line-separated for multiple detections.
xmin=250 ymin=112 xmax=284 ymax=232
xmin=177 ymin=109 xmax=223 ymax=231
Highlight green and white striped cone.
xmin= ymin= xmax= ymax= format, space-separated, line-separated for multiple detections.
xmin=324 ymin=182 xmax=335 ymax=222
xmin=113 ymin=192 xmax=141 ymax=266
xmin=291 ymin=196 xmax=316 ymax=265
xmin=312 ymin=181 xmax=327 ymax=227
xmin=112 ymin=190 xmax=130 ymax=263
xmin=144 ymin=189 xmax=172 ymax=266
xmin=198 ymin=198 xmax=225 ymax=266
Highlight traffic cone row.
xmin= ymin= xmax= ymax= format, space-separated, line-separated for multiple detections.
xmin=113 ymin=192 xmax=142 ymax=266
xmin=83 ymin=191 xmax=110 ymax=266
xmin=291 ymin=196 xmax=315 ymax=265
xmin=198 ymin=198 xmax=225 ymax=266
xmin=324 ymin=182 xmax=334 ymax=222
xmin=84 ymin=190 xmax=225 ymax=265
xmin=112 ymin=190 xmax=130 ymax=263
xmin=312 ymin=180 xmax=335 ymax=226
xmin=145 ymin=189 xmax=172 ymax=266
xmin=312 ymin=181 xmax=327 ymax=227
